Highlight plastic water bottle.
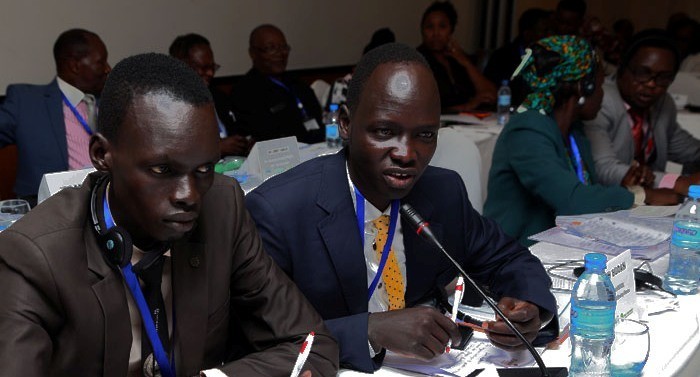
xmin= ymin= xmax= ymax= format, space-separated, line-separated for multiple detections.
xmin=663 ymin=185 xmax=700 ymax=295
xmin=496 ymin=80 xmax=511 ymax=126
xmin=325 ymin=103 xmax=341 ymax=148
xmin=570 ymin=253 xmax=616 ymax=377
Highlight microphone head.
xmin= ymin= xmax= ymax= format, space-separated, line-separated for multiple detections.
xmin=400 ymin=203 xmax=424 ymax=229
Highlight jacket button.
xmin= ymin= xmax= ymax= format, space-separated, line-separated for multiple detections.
xmin=190 ymin=256 xmax=201 ymax=268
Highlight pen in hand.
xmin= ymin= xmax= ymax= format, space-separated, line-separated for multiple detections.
xmin=446 ymin=276 xmax=465 ymax=352
xmin=289 ymin=332 xmax=315 ymax=377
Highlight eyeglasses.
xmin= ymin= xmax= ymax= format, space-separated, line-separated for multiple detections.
xmin=194 ymin=63 xmax=221 ymax=74
xmin=252 ymin=44 xmax=291 ymax=55
xmin=626 ymin=66 xmax=675 ymax=87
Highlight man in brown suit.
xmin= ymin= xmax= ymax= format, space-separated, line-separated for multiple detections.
xmin=0 ymin=53 xmax=338 ymax=376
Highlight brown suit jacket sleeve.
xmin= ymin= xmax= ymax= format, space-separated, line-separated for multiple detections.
xmin=209 ymin=179 xmax=339 ymax=376
xmin=0 ymin=230 xmax=62 ymax=376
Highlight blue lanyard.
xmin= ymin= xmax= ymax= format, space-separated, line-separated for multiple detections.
xmin=568 ymin=134 xmax=585 ymax=184
xmin=215 ymin=113 xmax=228 ymax=138
xmin=354 ymin=186 xmax=400 ymax=302
xmin=60 ymin=92 xmax=93 ymax=136
xmin=268 ymin=77 xmax=309 ymax=119
xmin=103 ymin=195 xmax=175 ymax=377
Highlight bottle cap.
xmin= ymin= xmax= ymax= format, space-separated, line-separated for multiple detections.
xmin=689 ymin=185 xmax=700 ymax=199
xmin=329 ymin=103 xmax=339 ymax=111
xmin=584 ymin=252 xmax=607 ymax=270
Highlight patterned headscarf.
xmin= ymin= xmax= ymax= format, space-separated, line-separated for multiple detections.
xmin=513 ymin=35 xmax=594 ymax=114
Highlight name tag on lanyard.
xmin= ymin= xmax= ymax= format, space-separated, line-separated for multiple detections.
xmin=303 ymin=118 xmax=320 ymax=131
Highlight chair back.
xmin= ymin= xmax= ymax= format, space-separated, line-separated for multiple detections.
xmin=0 ymin=145 xmax=18 ymax=200
xmin=430 ymin=128 xmax=483 ymax=213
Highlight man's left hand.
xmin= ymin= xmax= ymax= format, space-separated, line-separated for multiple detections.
xmin=220 ymin=135 xmax=252 ymax=156
xmin=484 ymin=297 xmax=550 ymax=350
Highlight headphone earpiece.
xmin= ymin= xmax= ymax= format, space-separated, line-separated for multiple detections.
xmin=97 ymin=225 xmax=133 ymax=268
xmin=90 ymin=174 xmax=133 ymax=269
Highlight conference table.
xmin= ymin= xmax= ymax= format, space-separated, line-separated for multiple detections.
xmin=338 ymin=240 xmax=700 ymax=376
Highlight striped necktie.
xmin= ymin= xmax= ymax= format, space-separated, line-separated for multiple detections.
xmin=84 ymin=94 xmax=97 ymax=131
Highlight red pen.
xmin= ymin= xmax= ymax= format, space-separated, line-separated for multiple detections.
xmin=289 ymin=332 xmax=314 ymax=377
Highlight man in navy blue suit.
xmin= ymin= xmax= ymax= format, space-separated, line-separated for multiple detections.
xmin=0 ymin=29 xmax=111 ymax=205
xmin=245 ymin=43 xmax=556 ymax=372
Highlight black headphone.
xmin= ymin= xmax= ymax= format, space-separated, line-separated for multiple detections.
xmin=90 ymin=174 xmax=133 ymax=268
xmin=90 ymin=174 xmax=168 ymax=270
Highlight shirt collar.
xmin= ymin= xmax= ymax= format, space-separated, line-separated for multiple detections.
xmin=56 ymin=76 xmax=87 ymax=107
xmin=345 ymin=162 xmax=389 ymax=221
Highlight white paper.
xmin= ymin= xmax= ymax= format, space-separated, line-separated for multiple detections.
xmin=529 ymin=226 xmax=670 ymax=261
xmin=242 ymin=136 xmax=300 ymax=180
xmin=569 ymin=216 xmax=669 ymax=247
xmin=605 ymin=250 xmax=638 ymax=319
xmin=38 ymin=167 xmax=95 ymax=204
xmin=630 ymin=205 xmax=680 ymax=218
xmin=382 ymin=336 xmax=537 ymax=377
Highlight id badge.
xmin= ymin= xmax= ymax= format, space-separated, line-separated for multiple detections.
xmin=303 ymin=118 xmax=320 ymax=131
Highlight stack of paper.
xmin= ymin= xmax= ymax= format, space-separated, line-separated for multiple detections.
xmin=530 ymin=210 xmax=674 ymax=260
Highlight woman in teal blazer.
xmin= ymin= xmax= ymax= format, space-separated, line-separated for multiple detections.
xmin=484 ymin=36 xmax=679 ymax=245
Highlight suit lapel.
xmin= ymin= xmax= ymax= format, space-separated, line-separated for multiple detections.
xmin=171 ymin=238 xmax=207 ymax=374
xmin=45 ymin=80 xmax=68 ymax=166
xmin=84 ymin=215 xmax=132 ymax=377
xmin=316 ymin=153 xmax=369 ymax=313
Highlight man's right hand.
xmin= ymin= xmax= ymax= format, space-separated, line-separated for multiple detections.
xmin=621 ymin=162 xmax=655 ymax=187
xmin=644 ymin=188 xmax=682 ymax=205
xmin=367 ymin=307 xmax=461 ymax=360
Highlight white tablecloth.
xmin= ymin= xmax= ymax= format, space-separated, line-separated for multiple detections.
xmin=337 ymin=241 xmax=700 ymax=377
xmin=530 ymin=242 xmax=700 ymax=377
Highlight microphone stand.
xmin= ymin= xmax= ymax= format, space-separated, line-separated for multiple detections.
xmin=400 ymin=203 xmax=567 ymax=377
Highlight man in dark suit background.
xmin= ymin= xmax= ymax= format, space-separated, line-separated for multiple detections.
xmin=230 ymin=24 xmax=324 ymax=144
xmin=0 ymin=29 xmax=111 ymax=206
xmin=0 ymin=53 xmax=338 ymax=376
xmin=245 ymin=43 xmax=556 ymax=372
xmin=169 ymin=33 xmax=252 ymax=156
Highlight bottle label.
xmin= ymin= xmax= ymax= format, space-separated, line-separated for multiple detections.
xmin=498 ymin=95 xmax=511 ymax=107
xmin=570 ymin=302 xmax=615 ymax=337
xmin=672 ymin=221 xmax=700 ymax=246
xmin=326 ymin=123 xmax=339 ymax=139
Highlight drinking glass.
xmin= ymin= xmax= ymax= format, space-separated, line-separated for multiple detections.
xmin=0 ymin=199 xmax=30 ymax=232
xmin=0 ymin=199 xmax=31 ymax=215
xmin=611 ymin=319 xmax=650 ymax=377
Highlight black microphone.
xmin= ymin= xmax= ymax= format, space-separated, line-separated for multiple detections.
xmin=400 ymin=203 xmax=568 ymax=377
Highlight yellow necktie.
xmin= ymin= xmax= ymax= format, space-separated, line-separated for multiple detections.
xmin=372 ymin=214 xmax=405 ymax=310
